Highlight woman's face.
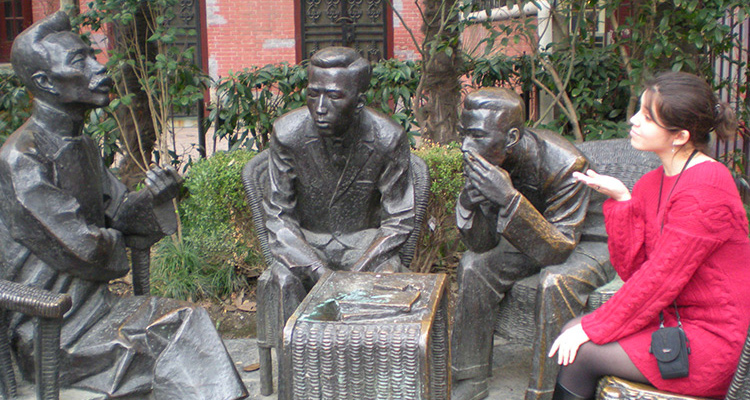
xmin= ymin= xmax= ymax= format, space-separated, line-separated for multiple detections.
xmin=628 ymin=92 xmax=676 ymax=155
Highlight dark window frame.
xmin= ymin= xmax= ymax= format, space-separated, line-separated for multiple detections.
xmin=1 ymin=0 xmax=32 ymax=62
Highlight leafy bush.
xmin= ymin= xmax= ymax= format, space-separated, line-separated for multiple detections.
xmin=209 ymin=62 xmax=308 ymax=151
xmin=468 ymin=53 xmax=533 ymax=94
xmin=151 ymin=150 xmax=262 ymax=300
xmin=411 ymin=142 xmax=465 ymax=273
xmin=367 ymin=59 xmax=421 ymax=142
xmin=0 ymin=71 xmax=31 ymax=144
xmin=535 ymin=47 xmax=633 ymax=141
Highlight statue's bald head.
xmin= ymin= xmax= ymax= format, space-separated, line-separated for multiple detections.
xmin=11 ymin=11 xmax=72 ymax=92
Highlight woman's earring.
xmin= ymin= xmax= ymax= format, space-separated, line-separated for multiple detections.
xmin=672 ymin=145 xmax=676 ymax=153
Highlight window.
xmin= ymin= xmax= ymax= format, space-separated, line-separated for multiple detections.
xmin=472 ymin=0 xmax=508 ymax=10
xmin=0 ymin=0 xmax=31 ymax=62
xmin=298 ymin=0 xmax=392 ymax=62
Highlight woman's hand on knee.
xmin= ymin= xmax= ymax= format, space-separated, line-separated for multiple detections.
xmin=548 ymin=322 xmax=590 ymax=366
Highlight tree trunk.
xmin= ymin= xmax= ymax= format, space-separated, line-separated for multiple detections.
xmin=113 ymin=3 xmax=157 ymax=190
xmin=116 ymin=65 xmax=156 ymax=189
xmin=420 ymin=0 xmax=463 ymax=144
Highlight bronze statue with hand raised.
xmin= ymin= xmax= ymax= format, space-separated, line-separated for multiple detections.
xmin=451 ymin=88 xmax=599 ymax=400
xmin=0 ymin=12 xmax=247 ymax=399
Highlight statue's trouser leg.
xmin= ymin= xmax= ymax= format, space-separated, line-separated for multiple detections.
xmin=451 ymin=243 xmax=537 ymax=381
xmin=525 ymin=243 xmax=613 ymax=400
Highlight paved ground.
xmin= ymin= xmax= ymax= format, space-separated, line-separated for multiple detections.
xmin=17 ymin=335 xmax=532 ymax=399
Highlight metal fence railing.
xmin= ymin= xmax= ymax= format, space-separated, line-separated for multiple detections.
xmin=712 ymin=9 xmax=749 ymax=202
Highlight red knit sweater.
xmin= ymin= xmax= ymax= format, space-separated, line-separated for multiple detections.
xmin=581 ymin=160 xmax=750 ymax=398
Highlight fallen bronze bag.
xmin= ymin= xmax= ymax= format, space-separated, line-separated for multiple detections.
xmin=649 ymin=305 xmax=690 ymax=379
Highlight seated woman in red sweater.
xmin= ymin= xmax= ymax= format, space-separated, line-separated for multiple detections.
xmin=548 ymin=71 xmax=750 ymax=400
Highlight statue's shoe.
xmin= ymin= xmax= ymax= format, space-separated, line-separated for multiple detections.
xmin=452 ymin=377 xmax=489 ymax=400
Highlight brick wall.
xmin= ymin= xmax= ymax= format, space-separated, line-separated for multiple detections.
xmin=206 ymin=0 xmax=297 ymax=79
xmin=31 ymin=0 xmax=57 ymax=25
xmin=207 ymin=0 xmax=423 ymax=79
xmin=26 ymin=0 xmax=424 ymax=79
xmin=392 ymin=0 xmax=423 ymax=61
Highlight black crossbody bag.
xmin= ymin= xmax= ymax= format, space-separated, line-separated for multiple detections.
xmin=649 ymin=304 xmax=690 ymax=379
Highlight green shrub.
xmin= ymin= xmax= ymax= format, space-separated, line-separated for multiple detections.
xmin=411 ymin=142 xmax=465 ymax=273
xmin=151 ymin=150 xmax=262 ymax=300
xmin=209 ymin=63 xmax=309 ymax=150
xmin=367 ymin=59 xmax=421 ymax=142
xmin=0 ymin=71 xmax=32 ymax=144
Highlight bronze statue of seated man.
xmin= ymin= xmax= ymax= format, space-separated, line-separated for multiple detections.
xmin=0 ymin=12 xmax=247 ymax=399
xmin=259 ymin=46 xmax=416 ymax=310
xmin=451 ymin=88 xmax=601 ymax=400
xmin=246 ymin=47 xmax=424 ymax=396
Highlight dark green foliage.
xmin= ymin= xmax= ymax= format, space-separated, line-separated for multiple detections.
xmin=367 ymin=59 xmax=421 ymax=143
xmin=209 ymin=62 xmax=309 ymax=151
xmin=533 ymin=47 xmax=633 ymax=141
xmin=0 ymin=71 xmax=31 ymax=144
xmin=411 ymin=142 xmax=465 ymax=273
xmin=152 ymin=150 xmax=262 ymax=300
xmin=469 ymin=53 xmax=534 ymax=93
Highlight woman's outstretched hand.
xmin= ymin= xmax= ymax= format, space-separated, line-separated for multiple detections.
xmin=573 ymin=170 xmax=632 ymax=201
xmin=548 ymin=322 xmax=590 ymax=366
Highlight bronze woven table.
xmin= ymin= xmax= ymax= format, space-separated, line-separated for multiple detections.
xmin=280 ymin=271 xmax=450 ymax=400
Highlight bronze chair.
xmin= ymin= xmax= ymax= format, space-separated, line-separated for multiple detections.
xmin=242 ymin=149 xmax=431 ymax=396
xmin=590 ymin=292 xmax=750 ymax=400
xmin=579 ymin=138 xmax=662 ymax=312
xmin=0 ymin=280 xmax=71 ymax=400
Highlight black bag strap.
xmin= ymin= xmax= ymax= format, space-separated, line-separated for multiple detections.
xmin=659 ymin=302 xmax=682 ymax=329
xmin=657 ymin=149 xmax=699 ymax=234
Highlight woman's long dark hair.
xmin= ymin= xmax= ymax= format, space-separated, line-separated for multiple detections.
xmin=641 ymin=71 xmax=737 ymax=151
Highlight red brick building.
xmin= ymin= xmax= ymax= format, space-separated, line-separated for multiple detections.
xmin=204 ymin=0 xmax=424 ymax=79
xmin=1 ymin=0 xmax=424 ymax=79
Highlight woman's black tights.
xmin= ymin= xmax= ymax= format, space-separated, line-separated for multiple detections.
xmin=556 ymin=317 xmax=650 ymax=399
